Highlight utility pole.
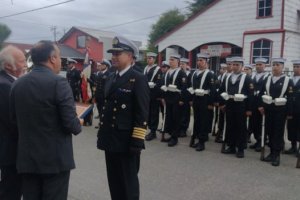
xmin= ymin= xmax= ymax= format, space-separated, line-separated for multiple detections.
xmin=50 ymin=26 xmax=57 ymax=42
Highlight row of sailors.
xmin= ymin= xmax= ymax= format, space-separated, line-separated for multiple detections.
xmin=142 ymin=52 xmax=300 ymax=167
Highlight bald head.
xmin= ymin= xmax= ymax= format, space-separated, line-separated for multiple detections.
xmin=0 ymin=45 xmax=26 ymax=77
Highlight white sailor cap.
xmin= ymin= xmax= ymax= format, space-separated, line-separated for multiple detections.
xmin=67 ymin=57 xmax=77 ymax=64
xmin=254 ymin=57 xmax=268 ymax=64
xmin=169 ymin=54 xmax=181 ymax=60
xmin=220 ymin=63 xmax=227 ymax=68
xmin=272 ymin=58 xmax=286 ymax=64
xmin=180 ymin=58 xmax=189 ymax=63
xmin=101 ymin=59 xmax=111 ymax=67
xmin=146 ymin=52 xmax=157 ymax=57
xmin=226 ymin=57 xmax=232 ymax=63
xmin=230 ymin=56 xmax=244 ymax=64
xmin=291 ymin=60 xmax=300 ymax=65
xmin=107 ymin=35 xmax=138 ymax=56
xmin=161 ymin=60 xmax=170 ymax=67
xmin=196 ymin=53 xmax=210 ymax=59
xmin=244 ymin=64 xmax=253 ymax=69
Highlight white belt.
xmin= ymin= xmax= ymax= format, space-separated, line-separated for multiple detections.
xmin=262 ymin=95 xmax=287 ymax=106
xmin=148 ymin=82 xmax=156 ymax=89
xmin=195 ymin=89 xmax=210 ymax=96
xmin=221 ymin=92 xmax=247 ymax=102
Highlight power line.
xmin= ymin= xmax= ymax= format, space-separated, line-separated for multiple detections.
xmin=0 ymin=0 xmax=75 ymax=19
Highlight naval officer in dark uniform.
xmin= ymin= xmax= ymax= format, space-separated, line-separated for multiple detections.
xmin=66 ymin=58 xmax=81 ymax=101
xmin=249 ymin=58 xmax=269 ymax=152
xmin=258 ymin=58 xmax=293 ymax=166
xmin=97 ymin=36 xmax=150 ymax=200
xmin=219 ymin=57 xmax=254 ymax=158
xmin=285 ymin=60 xmax=300 ymax=155
xmin=144 ymin=52 xmax=163 ymax=141
xmin=188 ymin=53 xmax=216 ymax=151
xmin=160 ymin=54 xmax=187 ymax=147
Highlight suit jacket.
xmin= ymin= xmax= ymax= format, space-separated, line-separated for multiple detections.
xmin=10 ymin=65 xmax=81 ymax=174
xmin=0 ymin=71 xmax=18 ymax=166
xmin=97 ymin=68 xmax=150 ymax=152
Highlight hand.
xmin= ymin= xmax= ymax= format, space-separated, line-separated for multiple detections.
xmin=214 ymin=103 xmax=219 ymax=107
xmin=246 ymin=111 xmax=252 ymax=116
xmin=287 ymin=115 xmax=293 ymax=120
xmin=258 ymin=107 xmax=264 ymax=115
xmin=179 ymin=101 xmax=184 ymax=106
xmin=208 ymin=105 xmax=214 ymax=110
xmin=189 ymin=101 xmax=193 ymax=106
xmin=129 ymin=147 xmax=142 ymax=154
xmin=161 ymin=99 xmax=166 ymax=106
xmin=79 ymin=118 xmax=84 ymax=126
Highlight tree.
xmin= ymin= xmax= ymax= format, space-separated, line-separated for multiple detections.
xmin=186 ymin=0 xmax=214 ymax=16
xmin=0 ymin=24 xmax=11 ymax=49
xmin=148 ymin=8 xmax=185 ymax=51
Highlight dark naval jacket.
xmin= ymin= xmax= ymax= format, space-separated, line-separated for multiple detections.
xmin=97 ymin=68 xmax=150 ymax=152
xmin=143 ymin=65 xmax=163 ymax=100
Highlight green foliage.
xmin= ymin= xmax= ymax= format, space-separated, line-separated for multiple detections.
xmin=186 ymin=0 xmax=214 ymax=16
xmin=148 ymin=8 xmax=185 ymax=49
xmin=0 ymin=24 xmax=11 ymax=48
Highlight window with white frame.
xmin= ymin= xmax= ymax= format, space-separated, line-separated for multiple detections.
xmin=77 ymin=35 xmax=86 ymax=49
xmin=257 ymin=0 xmax=272 ymax=17
xmin=251 ymin=39 xmax=272 ymax=64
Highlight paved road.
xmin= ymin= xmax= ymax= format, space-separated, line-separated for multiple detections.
xmin=68 ymin=122 xmax=300 ymax=200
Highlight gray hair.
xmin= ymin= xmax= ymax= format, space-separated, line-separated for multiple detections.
xmin=0 ymin=45 xmax=18 ymax=71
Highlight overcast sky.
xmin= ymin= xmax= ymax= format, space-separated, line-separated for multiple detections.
xmin=0 ymin=0 xmax=188 ymax=47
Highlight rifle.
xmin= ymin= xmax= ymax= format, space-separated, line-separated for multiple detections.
xmin=221 ymin=112 xmax=227 ymax=152
xmin=161 ymin=103 xmax=167 ymax=133
xmin=189 ymin=109 xmax=196 ymax=147
xmin=296 ymin=146 xmax=300 ymax=168
xmin=260 ymin=115 xmax=265 ymax=161
xmin=211 ymin=106 xmax=217 ymax=136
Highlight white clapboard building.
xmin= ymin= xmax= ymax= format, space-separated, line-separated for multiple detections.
xmin=154 ymin=0 xmax=300 ymax=71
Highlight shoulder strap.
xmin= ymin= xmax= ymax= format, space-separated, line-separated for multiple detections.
xmin=199 ymin=69 xmax=209 ymax=89
xmin=191 ymin=71 xmax=197 ymax=88
xmin=265 ymin=76 xmax=272 ymax=96
xmin=238 ymin=74 xmax=247 ymax=94
xmin=150 ymin=66 xmax=160 ymax=82
xmin=279 ymin=76 xmax=290 ymax=98
xmin=225 ymin=73 xmax=232 ymax=92
xmin=172 ymin=68 xmax=181 ymax=85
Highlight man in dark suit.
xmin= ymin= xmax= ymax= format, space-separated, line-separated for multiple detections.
xmin=66 ymin=58 xmax=81 ymax=101
xmin=10 ymin=41 xmax=82 ymax=199
xmin=0 ymin=45 xmax=26 ymax=200
xmin=97 ymin=36 xmax=149 ymax=200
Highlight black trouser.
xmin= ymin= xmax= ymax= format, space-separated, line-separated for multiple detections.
xmin=148 ymin=99 xmax=160 ymax=133
xmin=193 ymin=101 xmax=210 ymax=143
xmin=71 ymin=86 xmax=80 ymax=102
xmin=105 ymin=151 xmax=140 ymax=200
xmin=265 ymin=109 xmax=286 ymax=155
xmin=165 ymin=101 xmax=183 ymax=139
xmin=96 ymin=97 xmax=104 ymax=116
xmin=180 ymin=101 xmax=191 ymax=133
xmin=21 ymin=171 xmax=70 ymax=200
xmin=287 ymin=113 xmax=300 ymax=144
xmin=251 ymin=108 xmax=262 ymax=143
xmin=218 ymin=109 xmax=224 ymax=133
xmin=225 ymin=108 xmax=247 ymax=150
xmin=0 ymin=165 xmax=22 ymax=200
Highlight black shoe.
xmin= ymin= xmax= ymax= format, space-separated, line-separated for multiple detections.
xmin=271 ymin=155 xmax=280 ymax=166
xmin=196 ymin=143 xmax=205 ymax=151
xmin=255 ymin=146 xmax=262 ymax=152
xmin=222 ymin=147 xmax=236 ymax=154
xmin=179 ymin=132 xmax=187 ymax=138
xmin=168 ymin=138 xmax=178 ymax=147
xmin=263 ymin=153 xmax=273 ymax=162
xmin=215 ymin=137 xmax=223 ymax=143
xmin=236 ymin=150 xmax=244 ymax=158
xmin=145 ymin=132 xmax=156 ymax=141
xmin=191 ymin=142 xmax=199 ymax=148
xmin=249 ymin=143 xmax=258 ymax=149
xmin=161 ymin=136 xmax=171 ymax=143
xmin=284 ymin=147 xmax=297 ymax=155
xmin=95 ymin=126 xmax=99 ymax=129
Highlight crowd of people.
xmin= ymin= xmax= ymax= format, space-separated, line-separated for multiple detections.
xmin=1 ymin=34 xmax=300 ymax=200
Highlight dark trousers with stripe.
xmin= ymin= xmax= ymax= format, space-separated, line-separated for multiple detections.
xmin=0 ymin=165 xmax=22 ymax=200
xmin=193 ymin=101 xmax=210 ymax=143
xmin=180 ymin=101 xmax=191 ymax=133
xmin=287 ymin=114 xmax=300 ymax=144
xmin=105 ymin=151 xmax=140 ymax=200
xmin=165 ymin=102 xmax=183 ymax=139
